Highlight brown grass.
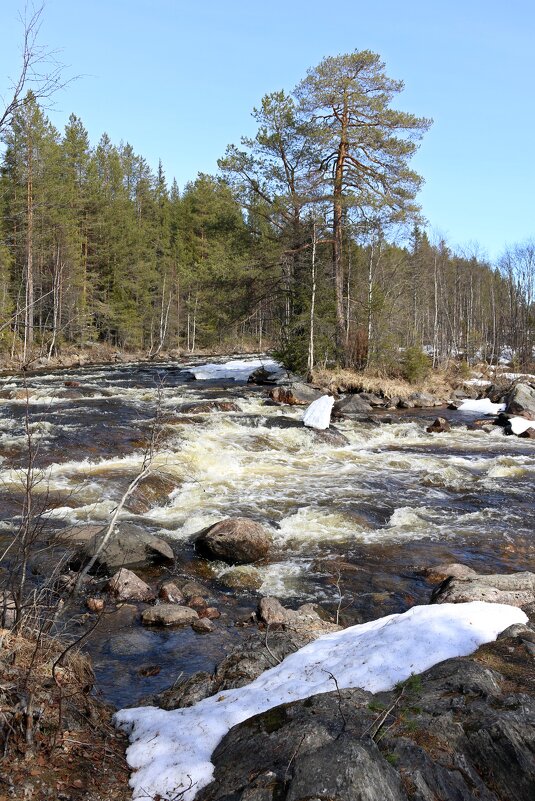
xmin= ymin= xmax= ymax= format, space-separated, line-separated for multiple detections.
xmin=311 ymin=367 xmax=456 ymax=400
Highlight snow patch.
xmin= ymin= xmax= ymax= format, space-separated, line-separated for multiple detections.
xmin=458 ymin=398 xmax=506 ymax=414
xmin=191 ymin=358 xmax=282 ymax=381
xmin=115 ymin=602 xmax=526 ymax=801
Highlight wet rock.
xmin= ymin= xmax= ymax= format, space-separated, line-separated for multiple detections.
xmin=195 ymin=517 xmax=272 ymax=564
xmin=258 ymin=597 xmax=340 ymax=636
xmin=258 ymin=597 xmax=288 ymax=627
xmin=125 ymin=471 xmax=180 ymax=514
xmin=359 ymin=392 xmax=385 ymax=407
xmin=180 ymin=580 xmax=211 ymax=600
xmin=141 ymin=604 xmax=199 ymax=627
xmin=107 ymin=568 xmax=156 ymax=602
xmin=200 ymin=607 xmax=221 ymax=620
xmin=269 ymin=383 xmax=322 ymax=406
xmin=505 ymin=382 xmax=535 ymax=419
xmin=263 ymin=417 xmax=302 ymax=431
xmin=247 ymin=366 xmax=287 ymax=385
xmin=422 ymin=563 xmax=478 ymax=583
xmin=408 ymin=391 xmax=442 ymax=408
xmin=86 ymin=597 xmax=105 ymax=613
xmin=219 ymin=565 xmax=263 ymax=591
xmin=426 ymin=416 xmax=451 ymax=433
xmin=486 ymin=381 xmax=511 ymax=403
xmin=519 ymin=427 xmax=535 ymax=439
xmin=333 ymin=394 xmax=373 ymax=416
xmin=431 ymin=570 xmax=535 ymax=608
xmin=158 ymin=581 xmax=184 ymax=604
xmin=58 ymin=523 xmax=175 ymax=571
xmin=188 ymin=595 xmax=208 ymax=611
xmin=180 ymin=400 xmax=241 ymax=414
xmin=192 ymin=618 xmax=214 ymax=634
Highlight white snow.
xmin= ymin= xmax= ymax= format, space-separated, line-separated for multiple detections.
xmin=302 ymin=395 xmax=334 ymax=430
xmin=458 ymin=398 xmax=506 ymax=414
xmin=191 ymin=358 xmax=282 ymax=381
xmin=114 ymin=602 xmax=526 ymax=801
xmin=508 ymin=416 xmax=535 ymax=436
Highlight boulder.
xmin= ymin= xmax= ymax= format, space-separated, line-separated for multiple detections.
xmin=195 ymin=518 xmax=272 ymax=564
xmin=408 ymin=391 xmax=442 ymax=408
xmin=107 ymin=568 xmax=155 ymax=602
xmin=141 ymin=604 xmax=199 ymax=627
xmin=505 ymin=382 xmax=535 ymax=419
xmin=192 ymin=618 xmax=214 ymax=634
xmin=125 ymin=471 xmax=180 ymax=514
xmin=431 ymin=570 xmax=535 ymax=608
xmin=519 ymin=427 xmax=535 ymax=439
xmin=269 ymin=383 xmax=322 ymax=406
xmin=422 ymin=563 xmax=478 ymax=583
xmin=180 ymin=581 xmax=211 ymax=600
xmin=309 ymin=426 xmax=350 ymax=447
xmin=180 ymin=400 xmax=241 ymax=414
xmin=219 ymin=565 xmax=263 ymax=591
xmin=257 ymin=597 xmax=340 ymax=636
xmin=58 ymin=523 xmax=174 ymax=572
xmin=158 ymin=581 xmax=184 ymax=604
xmin=426 ymin=416 xmax=451 ymax=433
xmin=333 ymin=394 xmax=373 ymax=416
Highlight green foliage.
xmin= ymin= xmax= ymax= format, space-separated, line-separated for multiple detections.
xmin=402 ymin=347 xmax=431 ymax=384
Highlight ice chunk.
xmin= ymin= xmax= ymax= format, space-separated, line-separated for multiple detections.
xmin=302 ymin=395 xmax=334 ymax=430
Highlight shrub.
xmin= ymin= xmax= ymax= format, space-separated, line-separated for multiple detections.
xmin=402 ymin=347 xmax=431 ymax=384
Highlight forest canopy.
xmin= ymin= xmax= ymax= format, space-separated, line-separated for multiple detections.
xmin=0 ymin=49 xmax=533 ymax=370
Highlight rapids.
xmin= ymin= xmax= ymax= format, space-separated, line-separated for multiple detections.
xmin=0 ymin=357 xmax=533 ymax=706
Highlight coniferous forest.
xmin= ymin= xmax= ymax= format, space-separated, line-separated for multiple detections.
xmin=1 ymin=51 xmax=533 ymax=371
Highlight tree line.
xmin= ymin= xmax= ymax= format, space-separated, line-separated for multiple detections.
xmin=0 ymin=50 xmax=533 ymax=370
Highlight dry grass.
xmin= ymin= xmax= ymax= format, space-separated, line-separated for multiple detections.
xmin=311 ymin=367 xmax=456 ymax=400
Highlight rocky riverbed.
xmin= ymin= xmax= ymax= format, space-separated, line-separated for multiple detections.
xmin=0 ymin=355 xmax=534 ymax=799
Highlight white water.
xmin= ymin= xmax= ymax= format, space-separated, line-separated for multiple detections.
xmin=1 ymin=361 xmax=534 ymax=601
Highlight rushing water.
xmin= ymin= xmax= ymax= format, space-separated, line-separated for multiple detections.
xmin=0 ymin=357 xmax=534 ymax=706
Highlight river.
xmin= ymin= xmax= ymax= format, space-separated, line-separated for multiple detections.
xmin=0 ymin=357 xmax=533 ymax=707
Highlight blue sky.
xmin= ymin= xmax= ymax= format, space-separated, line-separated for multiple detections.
xmin=1 ymin=0 xmax=533 ymax=262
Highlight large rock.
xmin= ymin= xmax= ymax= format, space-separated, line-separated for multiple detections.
xmin=180 ymin=400 xmax=241 ymax=414
xmin=333 ymin=394 xmax=373 ymax=416
xmin=269 ymin=383 xmax=322 ymax=406
xmin=505 ymin=382 xmax=535 ymax=419
xmin=125 ymin=471 xmax=180 ymax=514
xmin=431 ymin=570 xmax=535 ymax=608
xmin=219 ymin=565 xmax=263 ymax=591
xmin=58 ymin=523 xmax=174 ymax=572
xmin=426 ymin=416 xmax=451 ymax=433
xmin=196 ymin=627 xmax=535 ymax=801
xmin=257 ymin=597 xmax=340 ymax=636
xmin=107 ymin=568 xmax=155 ymax=602
xmin=141 ymin=604 xmax=199 ymax=627
xmin=195 ymin=518 xmax=272 ymax=564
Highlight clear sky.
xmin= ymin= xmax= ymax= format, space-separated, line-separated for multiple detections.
xmin=1 ymin=0 xmax=533 ymax=262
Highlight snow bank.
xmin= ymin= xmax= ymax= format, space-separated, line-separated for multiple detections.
xmin=191 ymin=358 xmax=282 ymax=381
xmin=302 ymin=395 xmax=334 ymax=430
xmin=115 ymin=602 xmax=526 ymax=801
xmin=458 ymin=398 xmax=506 ymax=414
